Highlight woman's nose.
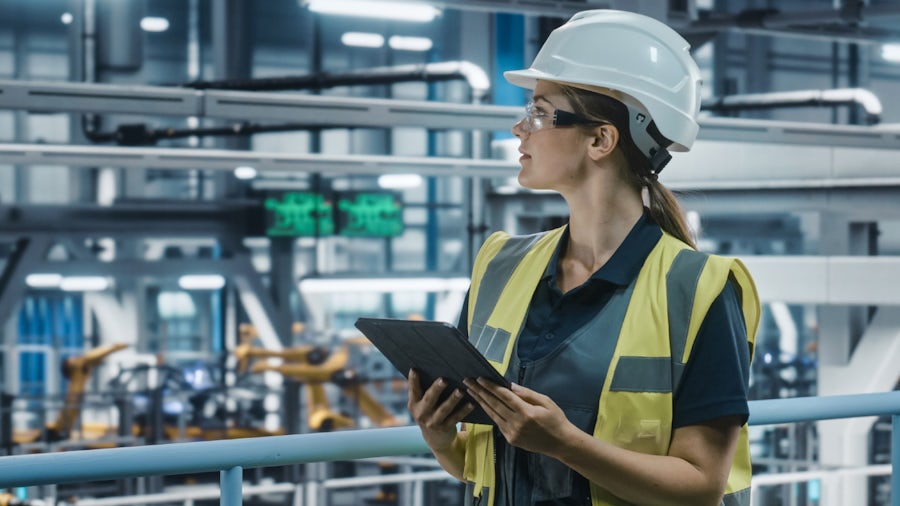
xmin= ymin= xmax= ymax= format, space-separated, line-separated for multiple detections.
xmin=512 ymin=117 xmax=527 ymax=138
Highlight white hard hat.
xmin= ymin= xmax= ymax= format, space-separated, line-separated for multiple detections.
xmin=504 ymin=9 xmax=702 ymax=167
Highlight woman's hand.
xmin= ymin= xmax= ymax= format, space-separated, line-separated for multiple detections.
xmin=407 ymin=369 xmax=474 ymax=452
xmin=463 ymin=378 xmax=575 ymax=456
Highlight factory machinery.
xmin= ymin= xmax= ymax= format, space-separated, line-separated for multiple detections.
xmin=2 ymin=6 xmax=900 ymax=499
xmin=3 ymin=325 xmax=417 ymax=505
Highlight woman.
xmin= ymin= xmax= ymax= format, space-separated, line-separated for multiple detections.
xmin=408 ymin=9 xmax=760 ymax=506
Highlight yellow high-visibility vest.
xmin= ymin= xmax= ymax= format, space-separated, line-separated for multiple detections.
xmin=462 ymin=226 xmax=760 ymax=506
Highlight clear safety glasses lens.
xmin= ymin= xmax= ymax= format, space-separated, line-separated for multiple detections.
xmin=518 ymin=100 xmax=600 ymax=133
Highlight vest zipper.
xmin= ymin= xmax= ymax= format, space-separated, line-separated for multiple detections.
xmin=512 ymin=363 xmax=527 ymax=505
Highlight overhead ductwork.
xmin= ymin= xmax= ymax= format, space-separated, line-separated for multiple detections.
xmin=677 ymin=3 xmax=900 ymax=44
xmin=702 ymin=88 xmax=884 ymax=125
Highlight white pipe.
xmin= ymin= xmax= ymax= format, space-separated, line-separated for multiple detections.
xmin=64 ymin=468 xmax=454 ymax=505
xmin=340 ymin=61 xmax=490 ymax=98
xmin=322 ymin=469 xmax=453 ymax=489
xmin=703 ymin=88 xmax=883 ymax=122
xmin=67 ymin=481 xmax=296 ymax=505
xmin=424 ymin=61 xmax=491 ymax=98
xmin=769 ymin=302 xmax=798 ymax=357
xmin=752 ymin=463 xmax=891 ymax=486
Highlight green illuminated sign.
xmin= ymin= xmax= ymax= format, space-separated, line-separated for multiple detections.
xmin=336 ymin=192 xmax=404 ymax=237
xmin=263 ymin=191 xmax=403 ymax=238
xmin=265 ymin=192 xmax=334 ymax=236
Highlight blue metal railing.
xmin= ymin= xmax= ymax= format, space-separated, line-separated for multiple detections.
xmin=0 ymin=391 xmax=897 ymax=505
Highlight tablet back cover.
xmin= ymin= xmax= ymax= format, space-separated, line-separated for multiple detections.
xmin=355 ymin=317 xmax=507 ymax=425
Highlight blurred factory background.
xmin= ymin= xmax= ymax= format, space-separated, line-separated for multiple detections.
xmin=0 ymin=0 xmax=899 ymax=505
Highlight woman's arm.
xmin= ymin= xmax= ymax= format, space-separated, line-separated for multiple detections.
xmin=556 ymin=413 xmax=741 ymax=506
xmin=464 ymin=379 xmax=742 ymax=506
xmin=430 ymin=429 xmax=468 ymax=481
xmin=408 ymin=370 xmax=474 ymax=481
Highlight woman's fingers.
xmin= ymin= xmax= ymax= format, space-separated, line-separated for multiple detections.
xmin=433 ymin=388 xmax=471 ymax=422
xmin=408 ymin=371 xmax=471 ymax=425
xmin=407 ymin=369 xmax=423 ymax=400
xmin=465 ymin=378 xmax=515 ymax=413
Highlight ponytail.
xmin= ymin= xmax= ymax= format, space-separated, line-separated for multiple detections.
xmin=558 ymin=84 xmax=696 ymax=249
xmin=645 ymin=180 xmax=696 ymax=249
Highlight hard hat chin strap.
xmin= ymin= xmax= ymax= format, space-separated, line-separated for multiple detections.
xmin=624 ymin=103 xmax=674 ymax=176
xmin=648 ymin=146 xmax=672 ymax=175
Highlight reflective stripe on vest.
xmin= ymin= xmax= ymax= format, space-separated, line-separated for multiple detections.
xmin=463 ymin=228 xmax=760 ymax=506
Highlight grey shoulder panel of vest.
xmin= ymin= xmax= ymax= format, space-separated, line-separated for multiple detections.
xmin=503 ymin=230 xmax=552 ymax=248
xmin=666 ymin=249 xmax=710 ymax=393
xmin=666 ymin=249 xmax=710 ymax=361
xmin=470 ymin=231 xmax=552 ymax=332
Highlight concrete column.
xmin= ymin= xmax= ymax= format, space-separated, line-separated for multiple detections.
xmin=817 ymin=214 xmax=882 ymax=506
xmin=818 ymin=307 xmax=900 ymax=506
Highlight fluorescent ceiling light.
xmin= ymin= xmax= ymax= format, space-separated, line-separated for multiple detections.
xmin=179 ymin=274 xmax=226 ymax=290
xmin=234 ymin=166 xmax=258 ymax=180
xmin=305 ymin=0 xmax=440 ymax=22
xmin=378 ymin=173 xmax=422 ymax=189
xmin=60 ymin=276 xmax=110 ymax=292
xmin=26 ymin=273 xmax=63 ymax=289
xmin=342 ymin=32 xmax=385 ymax=48
xmin=882 ymin=43 xmax=900 ymax=63
xmin=61 ymin=12 xmax=73 ymax=25
xmin=157 ymin=291 xmax=197 ymax=318
xmin=299 ymin=276 xmax=470 ymax=294
xmin=140 ymin=16 xmax=170 ymax=32
xmin=389 ymin=35 xmax=433 ymax=52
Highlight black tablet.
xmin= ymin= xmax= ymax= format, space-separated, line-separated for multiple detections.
xmin=354 ymin=317 xmax=510 ymax=425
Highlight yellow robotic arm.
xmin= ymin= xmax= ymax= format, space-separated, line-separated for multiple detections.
xmin=46 ymin=343 xmax=128 ymax=440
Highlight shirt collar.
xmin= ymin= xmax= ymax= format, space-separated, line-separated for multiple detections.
xmin=543 ymin=210 xmax=663 ymax=287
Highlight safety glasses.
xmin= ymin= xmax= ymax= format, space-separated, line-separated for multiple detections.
xmin=517 ymin=100 xmax=604 ymax=133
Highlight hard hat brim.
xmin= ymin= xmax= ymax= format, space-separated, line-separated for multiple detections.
xmin=503 ymin=68 xmax=543 ymax=90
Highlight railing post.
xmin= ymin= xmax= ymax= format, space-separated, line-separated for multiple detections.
xmin=220 ymin=465 xmax=242 ymax=506
xmin=893 ymin=415 xmax=899 ymax=506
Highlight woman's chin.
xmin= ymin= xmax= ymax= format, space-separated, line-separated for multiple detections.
xmin=517 ymin=175 xmax=549 ymax=192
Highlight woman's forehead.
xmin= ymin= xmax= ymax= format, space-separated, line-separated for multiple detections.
xmin=532 ymin=82 xmax=569 ymax=108
xmin=533 ymin=79 xmax=562 ymax=95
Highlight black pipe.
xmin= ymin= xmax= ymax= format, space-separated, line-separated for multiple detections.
xmin=104 ymin=121 xmax=358 ymax=146
xmin=90 ymin=62 xmax=489 ymax=145
xmin=182 ymin=64 xmax=475 ymax=92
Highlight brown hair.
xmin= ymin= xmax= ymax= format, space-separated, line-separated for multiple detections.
xmin=558 ymin=84 xmax=696 ymax=249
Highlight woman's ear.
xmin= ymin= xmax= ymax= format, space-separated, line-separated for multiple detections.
xmin=587 ymin=124 xmax=619 ymax=161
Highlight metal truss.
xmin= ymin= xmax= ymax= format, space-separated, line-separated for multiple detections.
xmin=3 ymin=80 xmax=900 ymax=191
xmin=3 ymin=80 xmax=900 ymax=149
xmin=0 ymin=79 xmax=518 ymax=131
xmin=0 ymin=202 xmax=260 ymax=237
xmin=0 ymin=143 xmax=518 ymax=178
xmin=6 ymin=136 xmax=900 ymax=194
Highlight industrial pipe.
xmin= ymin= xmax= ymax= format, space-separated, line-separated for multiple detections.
xmin=89 ymin=61 xmax=492 ymax=145
xmin=183 ymin=60 xmax=491 ymax=99
xmin=678 ymin=4 xmax=900 ymax=43
xmin=702 ymin=88 xmax=883 ymax=125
